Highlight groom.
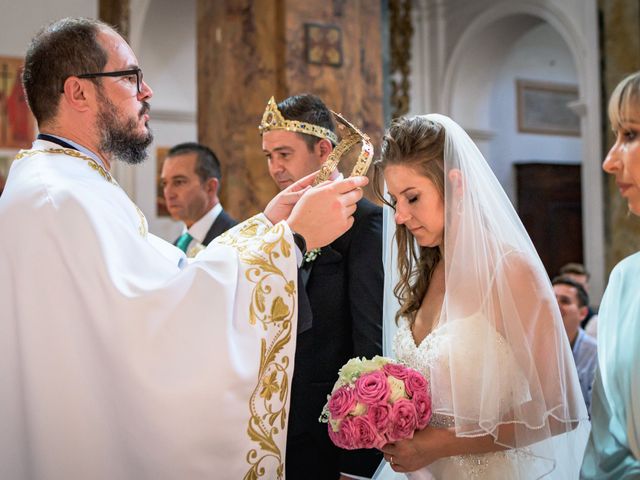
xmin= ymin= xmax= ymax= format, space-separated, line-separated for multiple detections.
xmin=261 ymin=93 xmax=384 ymax=479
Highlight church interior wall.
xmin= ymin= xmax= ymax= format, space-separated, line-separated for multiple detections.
xmin=409 ymin=0 xmax=604 ymax=300
xmin=196 ymin=1 xmax=384 ymax=221
xmin=0 ymin=0 xmax=625 ymax=303
xmin=136 ymin=0 xmax=197 ymax=241
xmin=0 ymin=0 xmax=98 ymax=161
xmin=599 ymin=0 xmax=640 ymax=271
xmin=0 ymin=0 xmax=97 ymax=56
xmin=489 ymin=21 xmax=581 ymax=200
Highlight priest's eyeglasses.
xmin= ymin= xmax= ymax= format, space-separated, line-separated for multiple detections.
xmin=76 ymin=68 xmax=144 ymax=94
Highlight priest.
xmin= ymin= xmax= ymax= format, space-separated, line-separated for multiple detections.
xmin=0 ymin=17 xmax=366 ymax=480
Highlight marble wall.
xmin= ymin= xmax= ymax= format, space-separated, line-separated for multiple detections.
xmin=600 ymin=0 xmax=640 ymax=271
xmin=197 ymin=0 xmax=384 ymax=220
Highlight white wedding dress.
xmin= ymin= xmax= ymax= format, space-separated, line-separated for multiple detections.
xmin=389 ymin=314 xmax=537 ymax=479
xmin=374 ymin=309 xmax=585 ymax=480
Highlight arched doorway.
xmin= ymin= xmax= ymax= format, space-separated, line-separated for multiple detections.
xmin=410 ymin=0 xmax=604 ymax=299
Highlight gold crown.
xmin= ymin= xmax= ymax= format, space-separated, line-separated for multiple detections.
xmin=313 ymin=110 xmax=374 ymax=186
xmin=258 ymin=96 xmax=340 ymax=145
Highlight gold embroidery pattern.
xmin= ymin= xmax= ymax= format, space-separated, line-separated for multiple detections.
xmin=216 ymin=215 xmax=296 ymax=480
xmin=186 ymin=242 xmax=205 ymax=258
xmin=16 ymin=148 xmax=148 ymax=237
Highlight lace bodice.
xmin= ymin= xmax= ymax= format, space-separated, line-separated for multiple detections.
xmin=393 ymin=316 xmax=443 ymax=382
xmin=391 ymin=314 xmax=534 ymax=479
xmin=393 ymin=317 xmax=452 ymax=429
xmin=394 ymin=312 xmax=530 ymax=416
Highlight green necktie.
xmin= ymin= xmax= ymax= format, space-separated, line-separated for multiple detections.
xmin=176 ymin=232 xmax=194 ymax=253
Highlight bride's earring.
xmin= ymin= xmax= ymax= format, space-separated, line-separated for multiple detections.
xmin=457 ymin=201 xmax=463 ymax=215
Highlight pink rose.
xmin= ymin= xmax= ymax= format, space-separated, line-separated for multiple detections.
xmin=404 ymin=369 xmax=428 ymax=397
xmin=328 ymin=386 xmax=357 ymax=420
xmin=367 ymin=402 xmax=392 ymax=436
xmin=328 ymin=421 xmax=347 ymax=449
xmin=383 ymin=362 xmax=410 ymax=380
xmin=388 ymin=398 xmax=418 ymax=441
xmin=328 ymin=415 xmax=359 ymax=449
xmin=412 ymin=390 xmax=432 ymax=429
xmin=355 ymin=371 xmax=390 ymax=404
xmin=351 ymin=415 xmax=385 ymax=449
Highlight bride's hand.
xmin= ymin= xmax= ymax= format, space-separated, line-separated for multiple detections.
xmin=380 ymin=426 xmax=450 ymax=473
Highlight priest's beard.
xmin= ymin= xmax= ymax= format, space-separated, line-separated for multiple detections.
xmin=96 ymin=93 xmax=153 ymax=165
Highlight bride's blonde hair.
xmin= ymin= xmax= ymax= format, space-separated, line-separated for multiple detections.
xmin=373 ymin=116 xmax=445 ymax=325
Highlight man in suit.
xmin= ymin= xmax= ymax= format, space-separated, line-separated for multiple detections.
xmin=261 ymin=94 xmax=383 ymax=479
xmin=558 ymin=262 xmax=598 ymax=337
xmin=552 ymin=276 xmax=597 ymax=414
xmin=161 ymin=142 xmax=237 ymax=255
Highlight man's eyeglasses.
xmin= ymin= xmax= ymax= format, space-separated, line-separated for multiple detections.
xmin=75 ymin=68 xmax=144 ymax=94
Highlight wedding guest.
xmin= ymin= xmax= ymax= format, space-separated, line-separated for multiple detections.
xmin=558 ymin=262 xmax=599 ymax=337
xmin=261 ymin=93 xmax=383 ymax=479
xmin=161 ymin=142 xmax=237 ymax=257
xmin=552 ymin=276 xmax=597 ymax=413
xmin=581 ymin=71 xmax=640 ymax=479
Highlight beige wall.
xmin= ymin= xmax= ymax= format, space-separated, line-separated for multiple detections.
xmin=600 ymin=0 xmax=640 ymax=271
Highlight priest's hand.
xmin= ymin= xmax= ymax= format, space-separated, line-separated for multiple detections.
xmin=264 ymin=170 xmax=317 ymax=225
xmin=286 ymin=176 xmax=368 ymax=250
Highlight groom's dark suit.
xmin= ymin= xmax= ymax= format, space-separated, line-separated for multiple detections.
xmin=286 ymin=198 xmax=384 ymax=479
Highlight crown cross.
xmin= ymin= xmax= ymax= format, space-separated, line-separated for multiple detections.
xmin=312 ymin=110 xmax=374 ymax=185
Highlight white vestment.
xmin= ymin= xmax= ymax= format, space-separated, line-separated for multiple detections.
xmin=0 ymin=141 xmax=298 ymax=480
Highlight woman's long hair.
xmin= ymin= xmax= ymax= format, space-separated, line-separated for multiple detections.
xmin=373 ymin=117 xmax=445 ymax=325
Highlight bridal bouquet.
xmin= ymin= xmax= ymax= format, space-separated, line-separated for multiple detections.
xmin=319 ymin=356 xmax=431 ymax=450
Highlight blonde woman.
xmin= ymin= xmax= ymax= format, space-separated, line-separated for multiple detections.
xmin=581 ymin=72 xmax=640 ymax=479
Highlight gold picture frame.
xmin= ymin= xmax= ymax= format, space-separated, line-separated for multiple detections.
xmin=516 ymin=79 xmax=580 ymax=137
xmin=305 ymin=23 xmax=343 ymax=67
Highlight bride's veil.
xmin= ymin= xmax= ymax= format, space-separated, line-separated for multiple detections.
xmin=380 ymin=114 xmax=589 ymax=478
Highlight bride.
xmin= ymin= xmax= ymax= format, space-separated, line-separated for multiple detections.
xmin=371 ymin=114 xmax=589 ymax=479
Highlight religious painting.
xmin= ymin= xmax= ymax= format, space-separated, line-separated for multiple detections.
xmin=156 ymin=147 xmax=170 ymax=217
xmin=516 ymin=79 xmax=580 ymax=136
xmin=0 ymin=57 xmax=35 ymax=148
xmin=305 ymin=23 xmax=343 ymax=67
